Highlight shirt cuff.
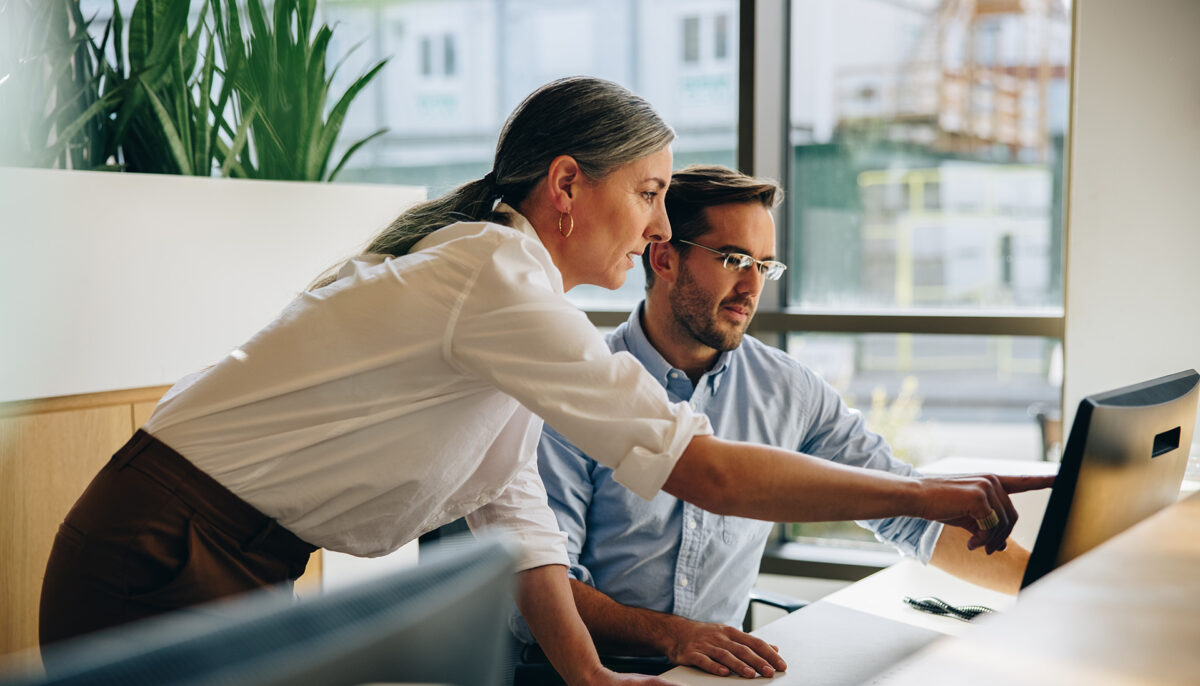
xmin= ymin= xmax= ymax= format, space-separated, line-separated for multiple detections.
xmin=915 ymin=521 xmax=944 ymax=564
xmin=504 ymin=526 xmax=569 ymax=573
xmin=611 ymin=405 xmax=713 ymax=501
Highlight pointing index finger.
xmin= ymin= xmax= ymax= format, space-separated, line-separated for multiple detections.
xmin=998 ymin=474 xmax=1056 ymax=494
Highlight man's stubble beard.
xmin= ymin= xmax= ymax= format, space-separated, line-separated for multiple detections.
xmin=668 ymin=261 xmax=753 ymax=353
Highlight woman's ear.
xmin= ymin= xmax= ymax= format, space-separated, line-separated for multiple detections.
xmin=647 ymin=242 xmax=680 ymax=285
xmin=546 ymin=155 xmax=582 ymax=213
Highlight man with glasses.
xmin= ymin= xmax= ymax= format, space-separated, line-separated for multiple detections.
xmin=510 ymin=165 xmax=1030 ymax=680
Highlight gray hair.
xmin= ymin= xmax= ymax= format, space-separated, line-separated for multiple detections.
xmin=367 ymin=77 xmax=673 ymax=260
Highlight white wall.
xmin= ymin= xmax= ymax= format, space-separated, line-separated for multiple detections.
xmin=0 ymin=169 xmax=424 ymax=403
xmin=1062 ymin=0 xmax=1200 ymax=455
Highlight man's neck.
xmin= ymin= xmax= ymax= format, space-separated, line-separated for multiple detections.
xmin=640 ymin=295 xmax=719 ymax=387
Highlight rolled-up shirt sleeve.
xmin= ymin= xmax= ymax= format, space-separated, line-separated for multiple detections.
xmin=446 ymin=232 xmax=712 ymax=501
xmin=799 ymin=371 xmax=942 ymax=563
xmin=506 ymin=427 xmax=599 ymax=645
xmin=466 ymin=451 xmax=568 ymax=573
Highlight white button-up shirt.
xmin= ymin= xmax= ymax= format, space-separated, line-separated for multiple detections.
xmin=144 ymin=205 xmax=712 ymax=571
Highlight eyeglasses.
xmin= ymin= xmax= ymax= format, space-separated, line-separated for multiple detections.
xmin=674 ymin=239 xmax=788 ymax=281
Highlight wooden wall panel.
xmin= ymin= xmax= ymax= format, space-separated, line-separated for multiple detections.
xmin=0 ymin=387 xmax=324 ymax=658
xmin=0 ymin=406 xmax=133 ymax=656
xmin=295 ymin=551 xmax=323 ymax=599
xmin=131 ymin=400 xmax=158 ymax=431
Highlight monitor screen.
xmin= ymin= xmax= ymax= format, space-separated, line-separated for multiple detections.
xmin=10 ymin=536 xmax=518 ymax=686
xmin=1021 ymin=369 xmax=1200 ymax=589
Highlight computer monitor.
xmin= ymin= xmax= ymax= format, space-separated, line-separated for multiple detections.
xmin=1021 ymin=369 xmax=1200 ymax=589
xmin=5 ymin=536 xmax=518 ymax=686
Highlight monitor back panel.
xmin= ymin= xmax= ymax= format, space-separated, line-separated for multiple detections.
xmin=1022 ymin=370 xmax=1199 ymax=588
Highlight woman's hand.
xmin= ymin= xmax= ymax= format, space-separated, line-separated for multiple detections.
xmin=581 ymin=671 xmax=677 ymax=686
xmin=916 ymin=474 xmax=1055 ymax=554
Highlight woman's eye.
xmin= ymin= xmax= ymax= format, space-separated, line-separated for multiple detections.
xmin=641 ymin=191 xmax=657 ymax=201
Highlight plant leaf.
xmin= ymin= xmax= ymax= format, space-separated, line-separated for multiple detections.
xmin=171 ymin=39 xmax=193 ymax=173
xmin=197 ymin=33 xmax=216 ymax=173
xmin=137 ymin=73 xmax=192 ymax=174
xmin=37 ymin=93 xmax=114 ymax=167
xmin=327 ymin=126 xmax=386 ymax=182
xmin=111 ymin=0 xmax=126 ymax=76
xmin=220 ymin=100 xmax=257 ymax=177
xmin=311 ymin=58 xmax=385 ymax=180
xmin=215 ymin=131 xmax=253 ymax=178
xmin=127 ymin=0 xmax=151 ymax=73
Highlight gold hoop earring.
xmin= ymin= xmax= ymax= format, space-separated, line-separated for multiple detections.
xmin=558 ymin=212 xmax=574 ymax=238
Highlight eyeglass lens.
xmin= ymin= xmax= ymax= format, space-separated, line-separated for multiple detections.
xmin=722 ymin=253 xmax=786 ymax=280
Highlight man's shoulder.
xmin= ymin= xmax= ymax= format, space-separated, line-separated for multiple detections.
xmin=736 ymin=334 xmax=814 ymax=380
xmin=540 ymin=423 xmax=601 ymax=468
xmin=604 ymin=321 xmax=630 ymax=353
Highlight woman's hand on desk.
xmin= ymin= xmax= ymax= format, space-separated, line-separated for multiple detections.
xmin=586 ymin=671 xmax=678 ymax=685
xmin=916 ymin=474 xmax=1056 ymax=554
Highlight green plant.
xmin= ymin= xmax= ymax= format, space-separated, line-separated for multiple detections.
xmin=3 ymin=0 xmax=381 ymax=181
xmin=98 ymin=0 xmax=253 ymax=175
xmin=863 ymin=374 xmax=949 ymax=465
xmin=212 ymin=0 xmax=387 ymax=181
xmin=0 ymin=0 xmax=114 ymax=169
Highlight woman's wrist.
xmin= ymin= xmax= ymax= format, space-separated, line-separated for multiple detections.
xmin=574 ymin=663 xmax=617 ymax=686
xmin=905 ymin=475 xmax=932 ymax=519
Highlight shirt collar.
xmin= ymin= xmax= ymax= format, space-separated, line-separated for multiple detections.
xmin=620 ymin=304 xmax=734 ymax=388
xmin=621 ymin=304 xmax=675 ymax=386
xmin=494 ymin=201 xmax=537 ymax=240
xmin=493 ymin=202 xmax=565 ymax=294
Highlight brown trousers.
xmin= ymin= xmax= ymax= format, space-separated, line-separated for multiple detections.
xmin=39 ymin=430 xmax=317 ymax=647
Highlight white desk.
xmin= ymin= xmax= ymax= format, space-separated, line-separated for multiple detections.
xmin=874 ymin=489 xmax=1200 ymax=686
xmin=660 ymin=458 xmax=1057 ymax=685
xmin=663 ymin=458 xmax=1200 ymax=684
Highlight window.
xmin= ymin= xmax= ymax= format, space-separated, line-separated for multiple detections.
xmin=417 ymin=34 xmax=456 ymax=79
xmin=781 ymin=0 xmax=1072 ymax=551
xmin=714 ymin=14 xmax=730 ymax=61
xmin=442 ymin=34 xmax=457 ymax=77
xmin=420 ymin=37 xmax=433 ymax=77
xmin=683 ymin=16 xmax=701 ymax=63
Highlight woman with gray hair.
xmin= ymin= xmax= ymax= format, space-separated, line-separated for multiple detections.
xmin=41 ymin=76 xmax=1049 ymax=685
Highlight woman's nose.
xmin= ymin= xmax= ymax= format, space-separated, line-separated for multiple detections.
xmin=645 ymin=205 xmax=672 ymax=243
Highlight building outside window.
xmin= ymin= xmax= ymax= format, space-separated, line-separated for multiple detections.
xmin=782 ymin=0 xmax=1071 ymax=549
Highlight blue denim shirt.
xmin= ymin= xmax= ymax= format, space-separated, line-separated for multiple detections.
xmin=511 ymin=305 xmax=941 ymax=643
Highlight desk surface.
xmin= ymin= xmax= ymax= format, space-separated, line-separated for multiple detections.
xmin=875 ymin=490 xmax=1200 ymax=686
xmin=660 ymin=458 xmax=1054 ymax=684
xmin=663 ymin=459 xmax=1200 ymax=685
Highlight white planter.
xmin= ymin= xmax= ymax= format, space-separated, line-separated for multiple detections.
xmin=0 ymin=168 xmax=425 ymax=403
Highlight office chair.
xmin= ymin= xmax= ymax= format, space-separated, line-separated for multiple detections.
xmin=1028 ymin=402 xmax=1063 ymax=461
